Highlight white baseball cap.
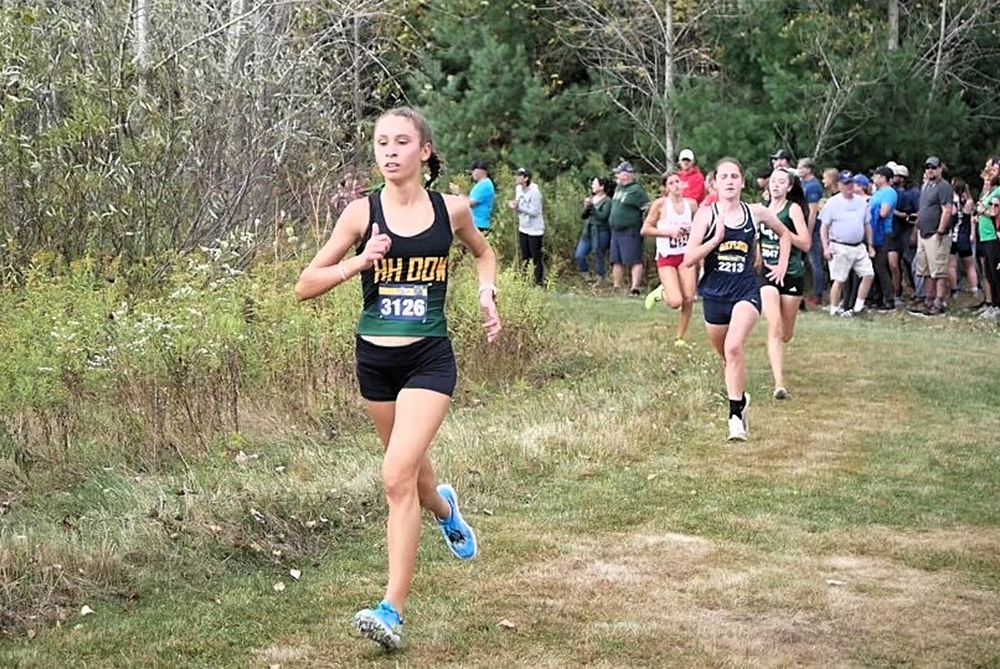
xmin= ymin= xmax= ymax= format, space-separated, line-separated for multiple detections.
xmin=678 ymin=148 xmax=695 ymax=162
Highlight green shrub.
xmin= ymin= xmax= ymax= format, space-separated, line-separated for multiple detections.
xmin=0 ymin=249 xmax=556 ymax=474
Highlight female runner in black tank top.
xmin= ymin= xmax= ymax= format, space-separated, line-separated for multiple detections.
xmin=295 ymin=108 xmax=500 ymax=651
xmin=683 ymin=158 xmax=792 ymax=442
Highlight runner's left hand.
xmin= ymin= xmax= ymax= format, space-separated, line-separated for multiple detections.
xmin=764 ymin=263 xmax=785 ymax=286
xmin=480 ymin=293 xmax=501 ymax=343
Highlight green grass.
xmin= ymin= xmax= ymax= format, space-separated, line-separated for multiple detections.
xmin=3 ymin=289 xmax=1000 ymax=667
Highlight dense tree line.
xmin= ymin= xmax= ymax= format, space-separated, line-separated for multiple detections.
xmin=2 ymin=0 xmax=999 ymax=285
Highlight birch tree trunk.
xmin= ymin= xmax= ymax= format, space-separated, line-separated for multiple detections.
xmin=133 ymin=0 xmax=150 ymax=73
xmin=888 ymin=0 xmax=899 ymax=51
xmin=554 ymin=0 xmax=710 ymax=171
xmin=663 ymin=0 xmax=675 ymax=163
xmin=931 ymin=0 xmax=947 ymax=96
xmin=226 ymin=0 xmax=246 ymax=74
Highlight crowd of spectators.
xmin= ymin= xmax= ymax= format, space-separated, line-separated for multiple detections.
xmin=570 ymin=149 xmax=1000 ymax=320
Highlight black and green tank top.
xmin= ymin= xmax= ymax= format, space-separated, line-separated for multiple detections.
xmin=759 ymin=202 xmax=804 ymax=277
xmin=356 ymin=190 xmax=453 ymax=337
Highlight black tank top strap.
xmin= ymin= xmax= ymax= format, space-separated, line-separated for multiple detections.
xmin=357 ymin=192 xmax=383 ymax=253
xmin=428 ymin=190 xmax=449 ymax=231
xmin=369 ymin=191 xmax=383 ymax=226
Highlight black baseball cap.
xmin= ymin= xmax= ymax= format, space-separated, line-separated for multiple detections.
xmin=770 ymin=149 xmax=793 ymax=161
xmin=924 ymin=156 xmax=943 ymax=169
xmin=515 ymin=167 xmax=532 ymax=178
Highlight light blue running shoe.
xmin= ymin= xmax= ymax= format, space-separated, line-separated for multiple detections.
xmin=354 ymin=600 xmax=404 ymax=651
xmin=436 ymin=484 xmax=477 ymax=560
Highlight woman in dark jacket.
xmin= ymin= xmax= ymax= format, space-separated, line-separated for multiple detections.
xmin=575 ymin=176 xmax=614 ymax=283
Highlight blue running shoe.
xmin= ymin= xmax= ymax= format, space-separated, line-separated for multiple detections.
xmin=436 ymin=484 xmax=477 ymax=560
xmin=354 ymin=600 xmax=404 ymax=651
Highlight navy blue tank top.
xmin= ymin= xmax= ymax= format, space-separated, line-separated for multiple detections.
xmin=698 ymin=202 xmax=759 ymax=299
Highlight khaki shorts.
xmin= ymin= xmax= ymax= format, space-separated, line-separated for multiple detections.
xmin=829 ymin=242 xmax=874 ymax=282
xmin=915 ymin=233 xmax=951 ymax=279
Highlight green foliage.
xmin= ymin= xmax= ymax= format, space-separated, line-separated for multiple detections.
xmin=670 ymin=1 xmax=996 ymax=180
xmin=0 ymin=247 xmax=557 ymax=478
xmin=0 ymin=245 xmax=558 ymax=636
xmin=0 ymin=3 xmax=405 ymax=286
xmin=406 ymin=4 xmax=630 ymax=180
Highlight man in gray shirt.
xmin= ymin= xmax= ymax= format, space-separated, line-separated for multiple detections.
xmin=910 ymin=156 xmax=954 ymax=316
xmin=819 ymin=171 xmax=875 ymax=316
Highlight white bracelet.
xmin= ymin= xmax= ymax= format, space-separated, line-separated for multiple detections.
xmin=478 ymin=283 xmax=497 ymax=297
xmin=338 ymin=261 xmax=347 ymax=281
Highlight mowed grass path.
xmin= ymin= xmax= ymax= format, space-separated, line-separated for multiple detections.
xmin=4 ymin=292 xmax=1000 ymax=667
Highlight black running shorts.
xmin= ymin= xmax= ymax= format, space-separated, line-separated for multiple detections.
xmin=355 ymin=336 xmax=457 ymax=402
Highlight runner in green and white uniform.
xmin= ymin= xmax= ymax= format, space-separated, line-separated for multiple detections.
xmin=759 ymin=167 xmax=811 ymax=399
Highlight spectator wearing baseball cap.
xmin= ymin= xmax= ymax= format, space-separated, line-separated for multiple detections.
xmin=609 ymin=160 xmax=650 ymax=295
xmin=854 ymin=174 xmax=871 ymax=196
xmin=868 ymin=166 xmax=898 ymax=310
xmin=889 ymin=163 xmax=921 ymax=305
xmin=770 ymin=149 xmax=793 ymax=168
xmin=677 ymin=149 xmax=705 ymax=203
xmin=508 ymin=167 xmax=545 ymax=285
xmin=909 ymin=156 xmax=954 ymax=315
xmin=837 ymin=171 xmax=871 ymax=311
xmin=796 ymin=157 xmax=826 ymax=305
xmin=819 ymin=170 xmax=876 ymax=316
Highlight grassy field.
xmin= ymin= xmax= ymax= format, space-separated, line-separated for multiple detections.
xmin=3 ymin=289 xmax=1000 ymax=667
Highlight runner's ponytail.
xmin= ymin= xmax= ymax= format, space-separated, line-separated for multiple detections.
xmin=426 ymin=152 xmax=441 ymax=188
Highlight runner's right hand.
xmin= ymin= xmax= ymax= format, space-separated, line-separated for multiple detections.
xmin=359 ymin=223 xmax=392 ymax=269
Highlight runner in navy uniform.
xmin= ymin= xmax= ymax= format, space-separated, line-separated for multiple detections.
xmin=684 ymin=158 xmax=792 ymax=441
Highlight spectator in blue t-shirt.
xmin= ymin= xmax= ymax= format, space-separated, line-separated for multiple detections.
xmin=452 ymin=161 xmax=496 ymax=233
xmin=869 ymin=166 xmax=898 ymax=309
xmin=797 ymin=157 xmax=826 ymax=304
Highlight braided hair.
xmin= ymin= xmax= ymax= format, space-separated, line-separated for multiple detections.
xmin=425 ymin=151 xmax=441 ymax=188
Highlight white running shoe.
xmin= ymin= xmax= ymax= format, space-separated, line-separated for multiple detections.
xmin=727 ymin=415 xmax=747 ymax=441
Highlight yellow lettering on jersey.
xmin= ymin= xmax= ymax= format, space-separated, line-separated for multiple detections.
xmin=406 ymin=257 xmax=424 ymax=281
xmin=718 ymin=240 xmax=749 ymax=254
xmin=376 ymin=256 xmax=449 ymax=283
xmin=373 ymin=258 xmax=404 ymax=283
xmin=420 ymin=257 xmax=440 ymax=281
